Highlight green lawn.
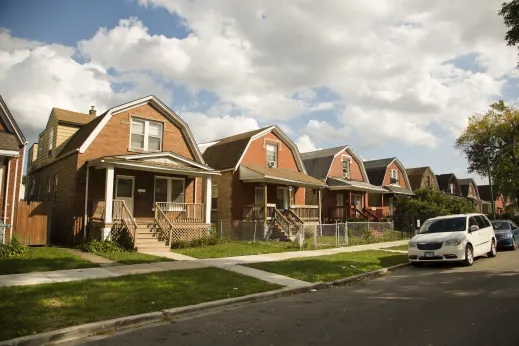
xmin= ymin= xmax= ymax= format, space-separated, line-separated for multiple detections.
xmin=0 ymin=268 xmax=280 ymax=341
xmin=93 ymin=251 xmax=175 ymax=265
xmin=173 ymin=241 xmax=303 ymax=259
xmin=245 ymin=250 xmax=408 ymax=283
xmin=0 ymin=247 xmax=96 ymax=275
xmin=382 ymin=244 xmax=409 ymax=251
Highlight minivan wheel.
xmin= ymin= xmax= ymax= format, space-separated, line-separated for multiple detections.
xmin=463 ymin=245 xmax=474 ymax=266
xmin=487 ymin=239 xmax=497 ymax=257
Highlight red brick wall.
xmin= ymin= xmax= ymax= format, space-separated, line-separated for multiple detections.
xmin=383 ymin=162 xmax=408 ymax=188
xmin=328 ymin=152 xmax=363 ymax=181
xmin=241 ymin=132 xmax=299 ymax=171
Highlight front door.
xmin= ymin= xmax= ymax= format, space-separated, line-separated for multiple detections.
xmin=115 ymin=176 xmax=135 ymax=215
xmin=352 ymin=194 xmax=362 ymax=211
xmin=276 ymin=187 xmax=289 ymax=210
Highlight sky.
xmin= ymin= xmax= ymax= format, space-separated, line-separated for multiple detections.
xmin=0 ymin=0 xmax=518 ymax=184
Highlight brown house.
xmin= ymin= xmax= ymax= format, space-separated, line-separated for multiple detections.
xmin=458 ymin=178 xmax=489 ymax=213
xmin=0 ymin=96 xmax=27 ymax=241
xmin=478 ymin=185 xmax=506 ymax=216
xmin=27 ymin=96 xmax=218 ymax=250
xmin=200 ymin=126 xmax=324 ymax=240
xmin=435 ymin=173 xmax=462 ymax=197
xmin=301 ymin=146 xmax=387 ymax=222
xmin=405 ymin=166 xmax=439 ymax=191
xmin=363 ymin=158 xmax=414 ymax=216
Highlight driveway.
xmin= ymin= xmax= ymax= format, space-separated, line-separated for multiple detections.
xmin=75 ymin=250 xmax=519 ymax=346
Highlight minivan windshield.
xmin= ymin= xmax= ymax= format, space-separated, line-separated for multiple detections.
xmin=419 ymin=217 xmax=466 ymax=234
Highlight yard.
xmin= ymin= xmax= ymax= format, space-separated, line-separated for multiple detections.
xmin=173 ymin=241 xmax=304 ymax=259
xmin=0 ymin=267 xmax=280 ymax=341
xmin=382 ymin=244 xmax=409 ymax=251
xmin=92 ymin=251 xmax=175 ymax=265
xmin=245 ymin=250 xmax=408 ymax=283
xmin=0 ymin=247 xmax=96 ymax=275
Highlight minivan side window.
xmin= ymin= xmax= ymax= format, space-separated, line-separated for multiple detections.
xmin=475 ymin=216 xmax=487 ymax=229
xmin=480 ymin=215 xmax=492 ymax=228
xmin=469 ymin=217 xmax=479 ymax=229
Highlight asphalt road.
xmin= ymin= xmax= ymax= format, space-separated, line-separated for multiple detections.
xmin=76 ymin=250 xmax=519 ymax=346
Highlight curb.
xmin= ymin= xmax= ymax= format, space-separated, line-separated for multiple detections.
xmin=0 ymin=262 xmax=410 ymax=345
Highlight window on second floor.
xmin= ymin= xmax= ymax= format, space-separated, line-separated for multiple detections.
xmin=130 ymin=118 xmax=163 ymax=152
xmin=342 ymin=159 xmax=350 ymax=179
xmin=48 ymin=128 xmax=54 ymax=156
xmin=449 ymin=183 xmax=455 ymax=194
xmin=266 ymin=143 xmax=278 ymax=167
xmin=425 ymin=176 xmax=431 ymax=187
xmin=390 ymin=169 xmax=399 ymax=185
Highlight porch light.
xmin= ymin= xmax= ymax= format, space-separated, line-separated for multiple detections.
xmin=288 ymin=186 xmax=293 ymax=192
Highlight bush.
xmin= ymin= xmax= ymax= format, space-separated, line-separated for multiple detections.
xmin=77 ymin=240 xmax=124 ymax=253
xmin=0 ymin=236 xmax=28 ymax=258
xmin=171 ymin=235 xmax=228 ymax=249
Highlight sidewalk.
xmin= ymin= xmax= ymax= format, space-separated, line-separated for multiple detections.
xmin=0 ymin=239 xmax=408 ymax=288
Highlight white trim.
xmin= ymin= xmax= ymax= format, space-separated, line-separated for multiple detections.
xmin=0 ymin=97 xmax=25 ymax=144
xmin=83 ymin=165 xmax=90 ymax=240
xmin=19 ymin=144 xmax=26 ymax=199
xmin=194 ymin=178 xmax=197 ymax=204
xmin=92 ymin=160 xmax=219 ymax=176
xmin=326 ymin=146 xmax=371 ymax=183
xmin=0 ymin=149 xmax=19 ymax=157
xmin=129 ymin=117 xmax=163 ymax=152
xmin=204 ymin=176 xmax=212 ymax=223
xmin=104 ymin=166 xmax=114 ymax=226
xmin=79 ymin=96 xmax=205 ymax=164
xmin=0 ymin=158 xmax=4 ymax=218
xmin=116 ymin=152 xmax=213 ymax=171
xmin=3 ymin=159 xmax=10 ymax=224
xmin=384 ymin=158 xmax=411 ymax=190
xmin=10 ymin=157 xmax=19 ymax=235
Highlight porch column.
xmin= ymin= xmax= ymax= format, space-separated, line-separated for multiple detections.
xmin=318 ymin=188 xmax=322 ymax=224
xmin=102 ymin=165 xmax=114 ymax=240
xmin=204 ymin=176 xmax=212 ymax=224
xmin=263 ymin=184 xmax=268 ymax=222
xmin=349 ymin=191 xmax=352 ymax=217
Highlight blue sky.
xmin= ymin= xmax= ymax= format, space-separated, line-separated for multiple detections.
xmin=0 ymin=0 xmax=517 ymax=183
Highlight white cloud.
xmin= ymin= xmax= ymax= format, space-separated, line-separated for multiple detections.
xmin=304 ymin=119 xmax=348 ymax=143
xmin=295 ymin=135 xmax=319 ymax=153
xmin=181 ymin=112 xmax=259 ymax=143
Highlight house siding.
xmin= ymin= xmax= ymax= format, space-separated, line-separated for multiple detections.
xmin=0 ymin=148 xmax=24 ymax=228
xmin=383 ymin=162 xmax=408 ymax=189
xmin=421 ymin=168 xmax=438 ymax=189
xmin=328 ymin=152 xmax=363 ymax=181
xmin=241 ymin=132 xmax=299 ymax=171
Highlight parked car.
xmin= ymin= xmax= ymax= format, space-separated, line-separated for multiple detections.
xmin=408 ymin=214 xmax=496 ymax=266
xmin=491 ymin=220 xmax=519 ymax=250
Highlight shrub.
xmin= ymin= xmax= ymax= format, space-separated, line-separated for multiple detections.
xmin=78 ymin=240 xmax=124 ymax=253
xmin=0 ymin=236 xmax=28 ymax=258
xmin=171 ymin=235 xmax=228 ymax=249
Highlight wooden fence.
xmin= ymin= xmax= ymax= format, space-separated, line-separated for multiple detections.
xmin=12 ymin=201 xmax=52 ymax=245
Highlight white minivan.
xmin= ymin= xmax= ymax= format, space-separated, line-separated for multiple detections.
xmin=408 ymin=214 xmax=496 ymax=266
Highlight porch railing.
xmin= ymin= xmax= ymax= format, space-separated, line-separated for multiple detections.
xmin=291 ymin=205 xmax=319 ymax=221
xmin=273 ymin=208 xmax=294 ymax=236
xmin=155 ymin=202 xmax=205 ymax=223
xmin=155 ymin=203 xmax=175 ymax=246
xmin=113 ymin=200 xmax=137 ymax=243
xmin=243 ymin=204 xmax=276 ymax=221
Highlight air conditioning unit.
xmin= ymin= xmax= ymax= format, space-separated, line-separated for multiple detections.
xmin=267 ymin=161 xmax=276 ymax=168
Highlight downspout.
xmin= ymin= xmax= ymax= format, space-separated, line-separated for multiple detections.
xmin=19 ymin=143 xmax=27 ymax=199
xmin=3 ymin=159 xmax=11 ymax=224
xmin=83 ymin=164 xmax=90 ymax=241
xmin=10 ymin=157 xmax=19 ymax=239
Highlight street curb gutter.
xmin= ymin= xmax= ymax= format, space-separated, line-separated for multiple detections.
xmin=0 ymin=262 xmax=410 ymax=346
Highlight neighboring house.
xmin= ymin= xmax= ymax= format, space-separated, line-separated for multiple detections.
xmin=405 ymin=166 xmax=439 ymax=191
xmin=363 ymin=158 xmax=414 ymax=216
xmin=436 ymin=173 xmax=463 ymax=197
xmin=0 ymin=96 xmax=27 ymax=241
xmin=478 ymin=185 xmax=506 ymax=216
xmin=200 ymin=126 xmax=324 ymax=240
xmin=301 ymin=146 xmax=387 ymax=222
xmin=27 ymin=96 xmax=218 ymax=250
xmin=459 ymin=178 xmax=490 ymax=213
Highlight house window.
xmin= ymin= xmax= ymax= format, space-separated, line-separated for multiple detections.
xmin=425 ymin=176 xmax=431 ymax=187
xmin=130 ymin=118 xmax=163 ymax=151
xmin=449 ymin=183 xmax=455 ymax=194
xmin=254 ymin=187 xmax=264 ymax=205
xmin=342 ymin=159 xmax=350 ymax=179
xmin=336 ymin=194 xmax=344 ymax=207
xmin=48 ymin=128 xmax=54 ymax=156
xmin=154 ymin=177 xmax=185 ymax=204
xmin=211 ymin=185 xmax=218 ymax=211
xmin=266 ymin=144 xmax=278 ymax=167
xmin=390 ymin=169 xmax=399 ymax=185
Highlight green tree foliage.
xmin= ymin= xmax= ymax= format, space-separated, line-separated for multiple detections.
xmin=455 ymin=101 xmax=519 ymax=206
xmin=499 ymin=0 xmax=519 ymax=64
xmin=395 ymin=188 xmax=476 ymax=219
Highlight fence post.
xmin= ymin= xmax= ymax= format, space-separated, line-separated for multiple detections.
xmin=313 ymin=223 xmax=317 ymax=248
xmin=253 ymin=220 xmax=257 ymax=244
xmin=344 ymin=222 xmax=349 ymax=246
xmin=367 ymin=221 xmax=371 ymax=244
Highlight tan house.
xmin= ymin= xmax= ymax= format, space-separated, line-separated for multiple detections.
xmin=27 ymin=96 xmax=218 ymax=250
xmin=363 ymin=158 xmax=414 ymax=216
xmin=0 ymin=96 xmax=27 ymax=241
xmin=302 ymin=146 xmax=387 ymax=222
xmin=405 ymin=166 xmax=439 ymax=191
xmin=200 ymin=126 xmax=324 ymax=240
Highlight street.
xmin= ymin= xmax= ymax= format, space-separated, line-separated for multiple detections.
xmin=77 ymin=250 xmax=519 ymax=346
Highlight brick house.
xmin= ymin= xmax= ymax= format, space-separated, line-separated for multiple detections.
xmin=301 ymin=146 xmax=387 ymax=222
xmin=478 ymin=185 xmax=506 ymax=216
xmin=363 ymin=158 xmax=414 ymax=216
xmin=435 ymin=173 xmax=463 ymax=197
xmin=405 ymin=166 xmax=439 ymax=191
xmin=0 ymin=96 xmax=27 ymax=241
xmin=27 ymin=96 xmax=218 ymax=250
xmin=200 ymin=126 xmax=324 ymax=240
xmin=458 ymin=178 xmax=490 ymax=213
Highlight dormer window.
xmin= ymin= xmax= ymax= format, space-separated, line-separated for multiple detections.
xmin=425 ymin=176 xmax=431 ymax=187
xmin=48 ymin=128 xmax=54 ymax=156
xmin=130 ymin=118 xmax=163 ymax=151
xmin=266 ymin=143 xmax=278 ymax=167
xmin=390 ymin=169 xmax=399 ymax=185
xmin=342 ymin=159 xmax=350 ymax=179
xmin=449 ymin=183 xmax=455 ymax=194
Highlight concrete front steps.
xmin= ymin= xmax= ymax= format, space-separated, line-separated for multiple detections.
xmin=133 ymin=222 xmax=170 ymax=253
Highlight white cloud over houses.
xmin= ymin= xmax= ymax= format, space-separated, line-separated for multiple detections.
xmin=181 ymin=112 xmax=259 ymax=143
xmin=295 ymin=135 xmax=319 ymax=153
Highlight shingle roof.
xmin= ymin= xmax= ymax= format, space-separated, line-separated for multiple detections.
xmin=301 ymin=146 xmax=346 ymax=181
xmin=406 ymin=167 xmax=429 ymax=176
xmin=363 ymin=158 xmax=395 ymax=186
xmin=385 ymin=185 xmax=415 ymax=195
xmin=240 ymin=164 xmax=324 ymax=187
xmin=436 ymin=174 xmax=455 ymax=191
xmin=201 ymin=127 xmax=270 ymax=170
xmin=57 ymin=112 xmax=107 ymax=157
xmin=327 ymin=177 xmax=387 ymax=193
xmin=53 ymin=108 xmax=95 ymax=125
xmin=478 ymin=185 xmax=497 ymax=201
xmin=0 ymin=132 xmax=20 ymax=151
xmin=364 ymin=158 xmax=395 ymax=169
xmin=0 ymin=95 xmax=25 ymax=144
xmin=406 ymin=167 xmax=430 ymax=191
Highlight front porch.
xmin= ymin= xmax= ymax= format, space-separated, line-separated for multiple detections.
xmin=85 ymin=152 xmax=219 ymax=251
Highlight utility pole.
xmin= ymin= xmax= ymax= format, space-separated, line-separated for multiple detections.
xmin=485 ymin=154 xmax=496 ymax=220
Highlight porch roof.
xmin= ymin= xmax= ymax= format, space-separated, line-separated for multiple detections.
xmin=0 ymin=132 xmax=20 ymax=154
xmin=88 ymin=152 xmax=219 ymax=177
xmin=327 ymin=177 xmax=387 ymax=193
xmin=384 ymin=185 xmax=415 ymax=196
xmin=239 ymin=164 xmax=324 ymax=188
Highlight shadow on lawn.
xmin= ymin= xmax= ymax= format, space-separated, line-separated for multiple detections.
xmin=0 ymin=254 xmax=95 ymax=275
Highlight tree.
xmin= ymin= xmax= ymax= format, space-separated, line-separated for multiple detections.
xmin=499 ymin=0 xmax=519 ymax=64
xmin=455 ymin=101 xmax=519 ymax=208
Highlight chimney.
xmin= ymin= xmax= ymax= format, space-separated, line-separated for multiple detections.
xmin=89 ymin=106 xmax=96 ymax=116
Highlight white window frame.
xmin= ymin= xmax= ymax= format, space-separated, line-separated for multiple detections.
xmin=266 ymin=143 xmax=278 ymax=167
xmin=48 ymin=128 xmax=54 ymax=156
xmin=390 ymin=169 xmax=399 ymax=185
xmin=211 ymin=184 xmax=218 ymax=211
xmin=130 ymin=117 xmax=163 ymax=152
xmin=342 ymin=157 xmax=350 ymax=179
xmin=449 ymin=183 xmax=455 ymax=194
xmin=154 ymin=176 xmax=185 ymax=210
